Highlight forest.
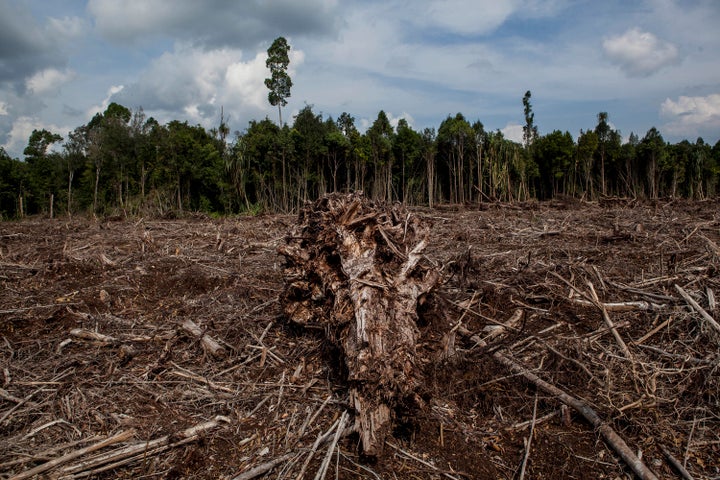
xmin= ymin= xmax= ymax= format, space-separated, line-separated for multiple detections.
xmin=1 ymin=97 xmax=719 ymax=220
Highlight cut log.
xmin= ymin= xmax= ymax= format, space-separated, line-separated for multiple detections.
xmin=279 ymin=192 xmax=440 ymax=456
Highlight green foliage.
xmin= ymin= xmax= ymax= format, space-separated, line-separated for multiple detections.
xmin=3 ymin=79 xmax=719 ymax=222
xmin=265 ymin=37 xmax=293 ymax=126
xmin=0 ymin=147 xmax=25 ymax=218
xmin=522 ymin=90 xmax=538 ymax=148
xmin=22 ymin=129 xmax=63 ymax=214
xmin=533 ymin=130 xmax=575 ymax=198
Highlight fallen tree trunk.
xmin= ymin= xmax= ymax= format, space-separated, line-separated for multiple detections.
xmin=279 ymin=193 xmax=440 ymax=456
xmin=457 ymin=314 xmax=660 ymax=480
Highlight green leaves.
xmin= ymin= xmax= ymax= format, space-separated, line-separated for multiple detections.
xmin=265 ymin=37 xmax=293 ymax=126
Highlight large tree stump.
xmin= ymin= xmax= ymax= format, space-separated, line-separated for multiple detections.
xmin=279 ymin=192 xmax=440 ymax=456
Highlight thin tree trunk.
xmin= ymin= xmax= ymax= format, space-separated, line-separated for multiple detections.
xmin=94 ymin=164 xmax=100 ymax=214
xmin=67 ymin=170 xmax=74 ymax=216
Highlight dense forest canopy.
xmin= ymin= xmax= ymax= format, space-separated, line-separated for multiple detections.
xmin=1 ymin=99 xmax=719 ymax=220
xmin=1 ymin=33 xmax=719 ymax=221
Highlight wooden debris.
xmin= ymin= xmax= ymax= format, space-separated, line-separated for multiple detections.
xmin=460 ymin=313 xmax=660 ymax=480
xmin=2 ymin=200 xmax=719 ymax=479
xmin=279 ymin=192 xmax=440 ymax=456
xmin=674 ymin=284 xmax=720 ymax=337
xmin=70 ymin=328 xmax=118 ymax=344
xmin=180 ymin=318 xmax=227 ymax=358
xmin=8 ymin=430 xmax=135 ymax=480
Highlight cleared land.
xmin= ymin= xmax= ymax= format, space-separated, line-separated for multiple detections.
xmin=1 ymin=198 xmax=719 ymax=479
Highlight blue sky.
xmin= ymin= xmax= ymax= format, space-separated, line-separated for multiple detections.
xmin=1 ymin=0 xmax=719 ymax=158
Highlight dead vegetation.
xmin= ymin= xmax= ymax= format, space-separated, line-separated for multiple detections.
xmin=1 ymin=197 xmax=719 ymax=479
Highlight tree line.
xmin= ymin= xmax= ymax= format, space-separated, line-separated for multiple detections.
xmin=1 ymin=99 xmax=719 ymax=219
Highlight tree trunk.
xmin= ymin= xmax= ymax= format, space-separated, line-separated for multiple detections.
xmin=279 ymin=193 xmax=440 ymax=456
xmin=67 ymin=170 xmax=74 ymax=216
xmin=94 ymin=164 xmax=101 ymax=214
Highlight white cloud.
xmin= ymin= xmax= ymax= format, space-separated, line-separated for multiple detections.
xmin=603 ymin=28 xmax=680 ymax=77
xmin=26 ymin=68 xmax=75 ymax=95
xmin=661 ymin=93 xmax=720 ymax=137
xmin=501 ymin=122 xmax=524 ymax=143
xmin=2 ymin=116 xmax=69 ymax=158
xmin=86 ymin=84 xmax=125 ymax=118
xmin=110 ymin=44 xmax=305 ymax=127
xmin=225 ymin=52 xmax=273 ymax=111
xmin=387 ymin=112 xmax=415 ymax=130
xmin=0 ymin=102 xmax=7 ymax=116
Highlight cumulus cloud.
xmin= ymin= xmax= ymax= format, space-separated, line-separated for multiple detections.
xmin=26 ymin=68 xmax=76 ymax=95
xmin=111 ymin=44 xmax=304 ymax=126
xmin=392 ymin=112 xmax=415 ymax=128
xmin=87 ymin=0 xmax=341 ymax=49
xmin=1 ymin=116 xmax=69 ymax=158
xmin=661 ymin=94 xmax=720 ymax=137
xmin=86 ymin=85 xmax=125 ymax=118
xmin=603 ymin=28 xmax=680 ymax=77
xmin=501 ymin=122 xmax=524 ymax=143
xmin=0 ymin=102 xmax=7 ymax=115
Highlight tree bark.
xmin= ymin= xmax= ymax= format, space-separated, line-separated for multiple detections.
xmin=279 ymin=193 xmax=440 ymax=456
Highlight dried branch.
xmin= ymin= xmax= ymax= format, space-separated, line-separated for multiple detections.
xmin=660 ymin=445 xmax=695 ymax=480
xmin=230 ymin=453 xmax=296 ymax=480
xmin=8 ymin=430 xmax=135 ymax=480
xmin=518 ymin=394 xmax=539 ymax=480
xmin=59 ymin=416 xmax=230 ymax=477
xmin=314 ymin=410 xmax=350 ymax=480
xmin=491 ymin=350 xmax=658 ymax=480
xmin=70 ymin=328 xmax=118 ymax=344
xmin=180 ymin=318 xmax=227 ymax=358
xmin=674 ymin=284 xmax=720 ymax=337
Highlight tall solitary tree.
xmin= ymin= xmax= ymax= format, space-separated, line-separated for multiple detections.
xmin=522 ymin=90 xmax=538 ymax=148
xmin=265 ymin=36 xmax=293 ymax=127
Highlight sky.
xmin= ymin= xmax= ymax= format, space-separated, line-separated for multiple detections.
xmin=1 ymin=0 xmax=719 ymax=159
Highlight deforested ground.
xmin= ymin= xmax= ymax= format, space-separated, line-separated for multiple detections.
xmin=1 ymin=197 xmax=719 ymax=479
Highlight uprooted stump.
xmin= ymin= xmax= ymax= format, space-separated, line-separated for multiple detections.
xmin=279 ymin=192 xmax=440 ymax=456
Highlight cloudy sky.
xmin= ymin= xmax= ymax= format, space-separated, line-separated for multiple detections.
xmin=1 ymin=0 xmax=719 ymax=158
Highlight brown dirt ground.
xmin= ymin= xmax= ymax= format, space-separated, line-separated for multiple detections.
xmin=1 ymin=198 xmax=719 ymax=480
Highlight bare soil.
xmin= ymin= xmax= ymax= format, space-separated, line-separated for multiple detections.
xmin=1 ymin=198 xmax=719 ymax=479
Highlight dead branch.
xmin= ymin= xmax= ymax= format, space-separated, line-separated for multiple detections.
xmin=518 ymin=394 xmax=539 ymax=480
xmin=8 ymin=430 xmax=135 ymax=480
xmin=231 ymin=453 xmax=296 ymax=480
xmin=660 ymin=445 xmax=695 ymax=480
xmin=314 ymin=410 xmax=350 ymax=480
xmin=58 ymin=416 xmax=230 ymax=477
xmin=489 ymin=350 xmax=659 ymax=480
xmin=386 ymin=442 xmax=464 ymax=480
xmin=69 ymin=328 xmax=118 ymax=344
xmin=461 ymin=315 xmax=659 ymax=480
xmin=180 ymin=318 xmax=227 ymax=358
xmin=568 ymin=298 xmax=665 ymax=311
xmin=674 ymin=284 xmax=720 ymax=337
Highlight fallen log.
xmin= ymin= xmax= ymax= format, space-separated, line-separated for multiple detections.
xmin=459 ymin=316 xmax=660 ymax=480
xmin=279 ymin=193 xmax=440 ymax=456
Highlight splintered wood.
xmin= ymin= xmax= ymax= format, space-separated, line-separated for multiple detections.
xmin=279 ymin=192 xmax=440 ymax=456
